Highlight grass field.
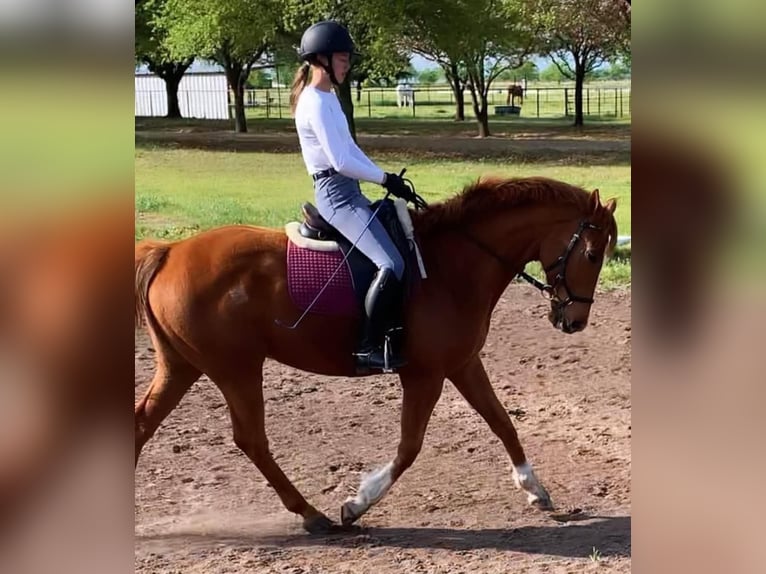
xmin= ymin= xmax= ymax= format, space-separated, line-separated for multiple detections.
xmin=135 ymin=148 xmax=631 ymax=286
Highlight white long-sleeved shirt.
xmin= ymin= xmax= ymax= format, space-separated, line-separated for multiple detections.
xmin=295 ymin=85 xmax=386 ymax=184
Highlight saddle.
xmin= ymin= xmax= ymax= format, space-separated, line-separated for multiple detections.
xmin=299 ymin=203 xmax=340 ymax=242
xmin=284 ymin=198 xmax=427 ymax=314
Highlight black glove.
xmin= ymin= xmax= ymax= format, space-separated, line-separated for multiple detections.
xmin=382 ymin=172 xmax=415 ymax=202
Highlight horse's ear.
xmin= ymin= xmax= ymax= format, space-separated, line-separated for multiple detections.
xmin=590 ymin=189 xmax=601 ymax=213
xmin=605 ymin=198 xmax=617 ymax=215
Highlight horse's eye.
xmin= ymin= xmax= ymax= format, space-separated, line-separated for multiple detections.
xmin=586 ymin=250 xmax=598 ymax=263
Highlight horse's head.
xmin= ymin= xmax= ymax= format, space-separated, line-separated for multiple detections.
xmin=539 ymin=189 xmax=618 ymax=334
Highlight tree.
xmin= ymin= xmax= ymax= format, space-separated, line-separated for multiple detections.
xmin=273 ymin=61 xmax=300 ymax=87
xmin=395 ymin=63 xmax=418 ymax=82
xmin=247 ymin=69 xmax=272 ymax=89
xmin=401 ymin=0 xmax=470 ymax=121
xmin=403 ymin=0 xmax=534 ymax=135
xmin=418 ymin=69 xmax=442 ymax=85
xmin=344 ymin=22 xmax=409 ymax=136
xmin=606 ymin=57 xmax=631 ymax=80
xmin=160 ymin=0 xmax=282 ymax=132
xmin=497 ymin=61 xmax=538 ymax=82
xmin=539 ymin=61 xmax=565 ymax=82
xmin=444 ymin=61 xmax=469 ymax=122
xmin=517 ymin=60 xmax=540 ymax=81
xmin=460 ymin=0 xmax=535 ymax=137
xmin=530 ymin=0 xmax=630 ymax=126
xmin=135 ymin=0 xmax=194 ymax=119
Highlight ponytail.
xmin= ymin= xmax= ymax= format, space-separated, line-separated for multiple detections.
xmin=289 ymin=62 xmax=311 ymax=114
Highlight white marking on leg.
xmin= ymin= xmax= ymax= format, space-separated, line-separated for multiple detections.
xmin=343 ymin=462 xmax=394 ymax=520
xmin=513 ymin=462 xmax=551 ymax=507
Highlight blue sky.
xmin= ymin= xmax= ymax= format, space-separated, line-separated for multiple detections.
xmin=410 ymin=53 xmax=554 ymax=71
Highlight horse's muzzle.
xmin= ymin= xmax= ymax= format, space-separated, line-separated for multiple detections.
xmin=561 ymin=319 xmax=586 ymax=334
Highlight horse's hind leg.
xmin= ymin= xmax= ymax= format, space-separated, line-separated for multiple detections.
xmin=135 ymin=336 xmax=200 ymax=466
xmin=448 ymin=355 xmax=553 ymax=510
xmin=341 ymin=373 xmax=444 ymax=525
xmin=212 ymin=365 xmax=334 ymax=534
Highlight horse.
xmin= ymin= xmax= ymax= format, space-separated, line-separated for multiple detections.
xmin=506 ymin=84 xmax=524 ymax=106
xmin=396 ymin=83 xmax=414 ymax=108
xmin=134 ymin=176 xmax=618 ymax=534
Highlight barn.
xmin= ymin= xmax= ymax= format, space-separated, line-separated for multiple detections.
xmin=134 ymin=60 xmax=229 ymax=120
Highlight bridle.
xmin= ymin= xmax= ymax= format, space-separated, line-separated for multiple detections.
xmin=394 ymin=178 xmax=601 ymax=311
xmin=462 ymin=220 xmax=602 ymax=311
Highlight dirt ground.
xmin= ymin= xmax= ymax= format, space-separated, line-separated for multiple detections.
xmin=135 ymin=284 xmax=631 ymax=573
xmin=134 ymin=123 xmax=630 ymax=164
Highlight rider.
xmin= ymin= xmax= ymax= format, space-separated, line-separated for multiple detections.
xmin=290 ymin=20 xmax=412 ymax=374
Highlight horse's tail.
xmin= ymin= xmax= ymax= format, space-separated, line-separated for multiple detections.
xmin=135 ymin=240 xmax=171 ymax=329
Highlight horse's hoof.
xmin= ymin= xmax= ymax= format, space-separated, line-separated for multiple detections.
xmin=341 ymin=499 xmax=364 ymax=526
xmin=303 ymin=511 xmax=335 ymax=534
xmin=529 ymin=491 xmax=554 ymax=511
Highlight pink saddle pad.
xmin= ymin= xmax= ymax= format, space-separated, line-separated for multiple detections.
xmin=286 ymin=240 xmax=359 ymax=317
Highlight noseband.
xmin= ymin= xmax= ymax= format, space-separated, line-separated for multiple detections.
xmin=463 ymin=220 xmax=601 ymax=310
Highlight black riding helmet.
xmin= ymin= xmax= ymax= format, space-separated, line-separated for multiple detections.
xmin=299 ymin=21 xmax=357 ymax=86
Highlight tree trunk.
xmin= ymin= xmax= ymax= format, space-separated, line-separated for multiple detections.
xmin=467 ymin=78 xmax=491 ymax=138
xmin=356 ymin=79 xmax=363 ymax=103
xmin=223 ymin=61 xmax=248 ymax=133
xmin=476 ymin=95 xmax=490 ymax=138
xmin=447 ymin=62 xmax=465 ymax=121
xmin=218 ymin=45 xmax=265 ymax=133
xmin=454 ymin=81 xmax=466 ymax=122
xmin=164 ymin=74 xmax=182 ymax=119
xmin=145 ymin=59 xmax=191 ymax=120
xmin=336 ymin=78 xmax=356 ymax=142
xmin=232 ymin=82 xmax=247 ymax=133
xmin=574 ymin=61 xmax=585 ymax=127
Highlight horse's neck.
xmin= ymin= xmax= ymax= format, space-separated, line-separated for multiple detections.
xmin=423 ymin=206 xmax=569 ymax=312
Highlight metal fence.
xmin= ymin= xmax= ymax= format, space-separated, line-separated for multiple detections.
xmin=236 ymin=85 xmax=631 ymax=120
xmin=135 ymin=83 xmax=631 ymax=121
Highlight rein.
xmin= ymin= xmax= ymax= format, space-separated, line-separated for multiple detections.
xmin=379 ymin=177 xmax=601 ymax=311
xmin=460 ymin=220 xmax=601 ymax=309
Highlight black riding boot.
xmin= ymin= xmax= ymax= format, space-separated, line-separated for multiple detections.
xmin=353 ymin=268 xmax=407 ymax=374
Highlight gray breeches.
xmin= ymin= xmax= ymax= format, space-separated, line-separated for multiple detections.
xmin=313 ymin=173 xmax=405 ymax=281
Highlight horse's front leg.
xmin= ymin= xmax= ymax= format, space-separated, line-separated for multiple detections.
xmin=341 ymin=373 xmax=444 ymax=525
xmin=448 ymin=355 xmax=553 ymax=510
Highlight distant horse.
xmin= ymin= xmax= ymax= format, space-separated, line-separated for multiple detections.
xmin=506 ymin=84 xmax=524 ymax=106
xmin=135 ymin=176 xmax=618 ymax=533
xmin=396 ymin=83 xmax=414 ymax=107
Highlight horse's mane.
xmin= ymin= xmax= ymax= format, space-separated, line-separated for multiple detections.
xmin=411 ymin=175 xmax=618 ymax=254
xmin=412 ymin=176 xmax=594 ymax=235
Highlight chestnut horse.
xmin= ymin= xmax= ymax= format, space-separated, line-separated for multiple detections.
xmin=134 ymin=176 xmax=618 ymax=533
